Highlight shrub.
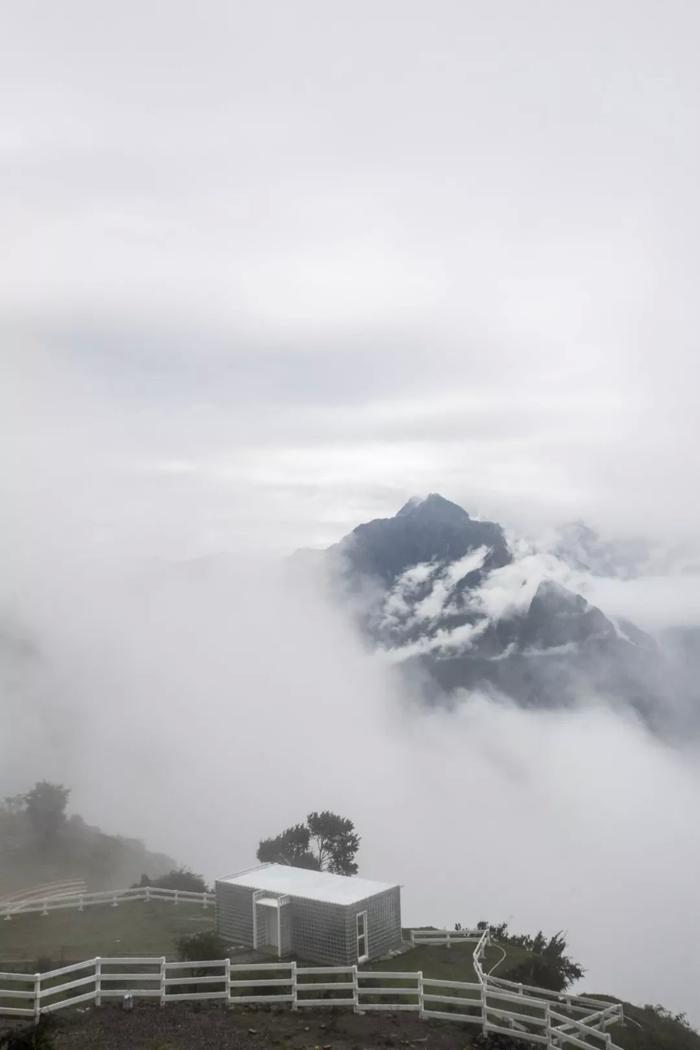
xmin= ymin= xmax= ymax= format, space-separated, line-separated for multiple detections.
xmin=0 ymin=1019 xmax=55 ymax=1050
xmin=174 ymin=929 xmax=228 ymax=994
xmin=176 ymin=929 xmax=227 ymax=962
xmin=133 ymin=868 xmax=208 ymax=893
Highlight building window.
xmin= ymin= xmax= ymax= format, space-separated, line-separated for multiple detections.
xmin=356 ymin=910 xmax=368 ymax=962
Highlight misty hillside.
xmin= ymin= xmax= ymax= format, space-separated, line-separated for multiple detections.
xmin=0 ymin=784 xmax=176 ymax=895
xmin=321 ymin=494 xmax=693 ymax=733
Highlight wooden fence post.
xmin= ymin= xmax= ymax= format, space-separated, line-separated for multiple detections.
xmin=33 ymin=973 xmax=41 ymax=1022
xmin=95 ymin=957 xmax=102 ymax=1007
xmin=545 ymin=1004 xmax=551 ymax=1048
xmin=159 ymin=957 xmax=167 ymax=1006
xmin=291 ymin=961 xmax=298 ymax=1010
xmin=225 ymin=957 xmax=231 ymax=1004
xmin=352 ymin=965 xmax=358 ymax=1013
xmin=417 ymin=971 xmax=424 ymax=1018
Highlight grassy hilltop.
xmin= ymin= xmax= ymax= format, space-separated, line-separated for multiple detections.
xmin=1 ymin=905 xmax=698 ymax=1050
xmin=1 ymin=787 xmax=696 ymax=1050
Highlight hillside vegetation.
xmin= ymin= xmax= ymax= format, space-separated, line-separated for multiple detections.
xmin=602 ymin=998 xmax=700 ymax=1050
xmin=0 ymin=782 xmax=176 ymax=894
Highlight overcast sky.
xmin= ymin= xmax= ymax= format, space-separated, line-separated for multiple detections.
xmin=3 ymin=2 xmax=700 ymax=1022
xmin=3 ymin=0 xmax=700 ymax=560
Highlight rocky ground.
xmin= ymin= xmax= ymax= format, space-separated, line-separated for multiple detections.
xmin=0 ymin=1002 xmax=515 ymax=1050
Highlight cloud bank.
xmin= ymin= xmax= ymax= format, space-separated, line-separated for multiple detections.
xmin=1 ymin=548 xmax=699 ymax=1023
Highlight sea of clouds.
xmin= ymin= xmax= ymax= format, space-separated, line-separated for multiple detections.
xmin=1 ymin=550 xmax=698 ymax=1022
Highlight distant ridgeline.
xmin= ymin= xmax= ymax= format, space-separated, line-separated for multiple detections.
xmin=298 ymin=494 xmax=697 ymax=737
xmin=0 ymin=781 xmax=175 ymax=895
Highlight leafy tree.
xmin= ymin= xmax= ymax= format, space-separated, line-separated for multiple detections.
xmin=257 ymin=812 xmax=360 ymax=875
xmin=483 ymin=922 xmax=584 ymax=992
xmin=23 ymin=782 xmax=70 ymax=844
xmin=133 ymin=867 xmax=208 ymax=892
xmin=257 ymin=823 xmax=320 ymax=870
xmin=1 ymin=794 xmax=26 ymax=815
xmin=307 ymin=811 xmax=360 ymax=875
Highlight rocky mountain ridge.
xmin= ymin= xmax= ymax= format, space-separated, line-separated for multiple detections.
xmin=324 ymin=494 xmax=687 ymax=730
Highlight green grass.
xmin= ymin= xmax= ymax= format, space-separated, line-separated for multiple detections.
xmin=363 ymin=938 xmax=534 ymax=984
xmin=1 ymin=915 xmax=697 ymax=1050
xmin=0 ymin=900 xmax=213 ymax=965
xmin=586 ymin=997 xmax=700 ymax=1050
xmin=358 ymin=938 xmax=538 ymax=1017
xmin=364 ymin=946 xmax=700 ymax=1048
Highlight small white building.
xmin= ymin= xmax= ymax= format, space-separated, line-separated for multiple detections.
xmin=216 ymin=863 xmax=402 ymax=964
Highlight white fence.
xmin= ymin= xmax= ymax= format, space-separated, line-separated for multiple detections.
xmin=1 ymin=885 xmax=214 ymax=919
xmin=410 ymin=927 xmax=482 ymax=947
xmin=0 ymin=927 xmax=624 ymax=1048
xmin=0 ymin=879 xmax=88 ymax=908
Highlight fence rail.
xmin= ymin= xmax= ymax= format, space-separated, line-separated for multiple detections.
xmin=1 ymin=885 xmax=214 ymax=919
xmin=0 ymin=940 xmax=624 ymax=1049
xmin=0 ymin=901 xmax=624 ymax=1050
xmin=410 ymin=927 xmax=482 ymax=947
xmin=0 ymin=879 xmax=88 ymax=908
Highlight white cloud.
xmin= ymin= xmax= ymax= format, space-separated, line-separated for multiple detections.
xmin=2 ymin=1 xmax=700 ymax=1027
xmin=2 ymin=553 xmax=698 ymax=1023
xmin=2 ymin=2 xmax=700 ymax=547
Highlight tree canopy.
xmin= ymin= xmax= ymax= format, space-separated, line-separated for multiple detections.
xmin=257 ymin=823 xmax=319 ymax=870
xmin=23 ymin=781 xmax=70 ymax=844
xmin=257 ymin=811 xmax=360 ymax=875
xmin=133 ymin=868 xmax=208 ymax=893
xmin=475 ymin=921 xmax=584 ymax=991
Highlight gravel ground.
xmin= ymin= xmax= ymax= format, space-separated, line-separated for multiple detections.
xmin=2 ymin=1003 xmax=485 ymax=1050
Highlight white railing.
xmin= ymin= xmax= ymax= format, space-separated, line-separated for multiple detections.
xmin=0 ymin=941 xmax=625 ymax=1049
xmin=471 ymin=927 xmax=624 ymax=1048
xmin=410 ymin=927 xmax=483 ymax=947
xmin=0 ymin=879 xmax=88 ymax=907
xmin=1 ymin=885 xmax=214 ymax=920
xmin=0 ymin=904 xmax=624 ymax=1049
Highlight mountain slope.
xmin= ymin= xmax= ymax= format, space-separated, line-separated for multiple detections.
xmin=325 ymin=495 xmax=681 ymax=728
xmin=0 ymin=789 xmax=176 ymax=895
xmin=332 ymin=494 xmax=511 ymax=584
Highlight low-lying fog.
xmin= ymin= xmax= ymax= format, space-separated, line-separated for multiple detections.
xmin=2 ymin=553 xmax=698 ymax=1022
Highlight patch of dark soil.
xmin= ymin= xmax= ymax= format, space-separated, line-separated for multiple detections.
xmin=4 ymin=1003 xmax=482 ymax=1050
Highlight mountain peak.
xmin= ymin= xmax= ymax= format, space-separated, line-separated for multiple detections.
xmin=332 ymin=494 xmax=511 ymax=585
xmin=522 ymin=579 xmax=617 ymax=648
xmin=396 ymin=494 xmax=471 ymax=523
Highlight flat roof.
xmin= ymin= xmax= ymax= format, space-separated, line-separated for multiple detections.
xmin=217 ymin=863 xmax=399 ymax=906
